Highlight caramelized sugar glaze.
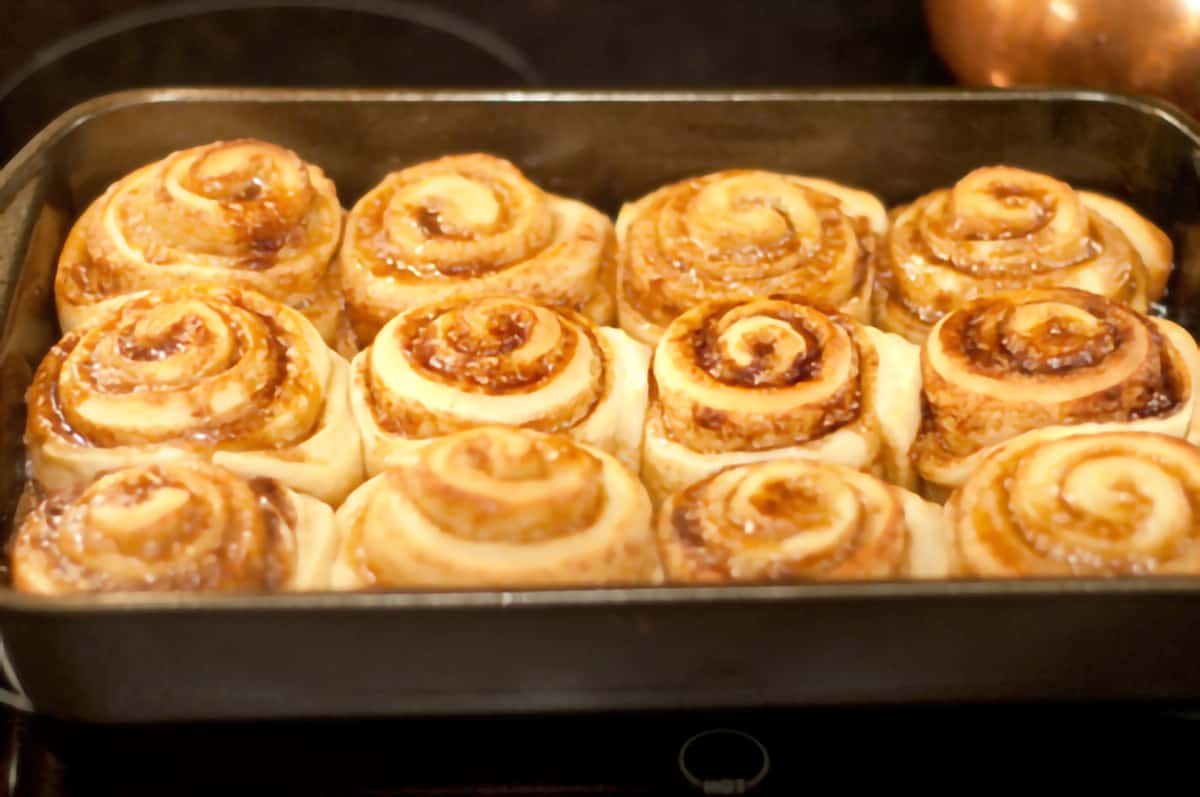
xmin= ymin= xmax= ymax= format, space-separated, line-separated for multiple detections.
xmin=876 ymin=166 xmax=1172 ymax=342
xmin=658 ymin=459 xmax=950 ymax=583
xmin=54 ymin=139 xmax=347 ymax=349
xmin=350 ymin=295 xmax=648 ymax=474
xmin=339 ymin=154 xmax=615 ymax=346
xmin=641 ymin=295 xmax=922 ymax=501
xmin=26 ymin=285 xmax=363 ymax=505
xmin=917 ymin=287 xmax=1200 ymax=497
xmin=332 ymin=427 xmax=659 ymax=589
xmin=616 ymin=170 xmax=887 ymax=344
xmin=948 ymin=430 xmax=1200 ymax=576
xmin=11 ymin=461 xmax=337 ymax=594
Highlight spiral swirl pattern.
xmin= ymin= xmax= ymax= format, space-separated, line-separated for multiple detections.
xmin=916 ymin=287 xmax=1200 ymax=497
xmin=948 ymin=430 xmax=1200 ymax=577
xmin=659 ymin=459 xmax=950 ymax=582
xmin=27 ymin=285 xmax=363 ymax=505
xmin=339 ymin=154 xmax=615 ymax=345
xmin=875 ymin=166 xmax=1172 ymax=342
xmin=350 ymin=295 xmax=649 ymax=474
xmin=616 ymin=170 xmax=887 ymax=344
xmin=55 ymin=139 xmax=346 ymax=347
xmin=332 ymin=427 xmax=660 ymax=589
xmin=11 ymin=462 xmax=338 ymax=594
xmin=641 ymin=296 xmax=922 ymax=501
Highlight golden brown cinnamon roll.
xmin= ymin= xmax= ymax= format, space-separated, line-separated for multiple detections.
xmin=947 ymin=430 xmax=1200 ymax=577
xmin=11 ymin=461 xmax=338 ymax=594
xmin=26 ymin=285 xmax=363 ymax=505
xmin=658 ymin=460 xmax=951 ymax=583
xmin=339 ymin=154 xmax=615 ymax=346
xmin=642 ymin=296 xmax=922 ymax=503
xmin=876 ymin=165 xmax=1173 ymax=342
xmin=55 ymin=139 xmax=347 ymax=349
xmin=332 ymin=427 xmax=660 ymax=589
xmin=616 ymin=170 xmax=887 ymax=345
xmin=916 ymin=288 xmax=1200 ymax=499
xmin=350 ymin=295 xmax=649 ymax=475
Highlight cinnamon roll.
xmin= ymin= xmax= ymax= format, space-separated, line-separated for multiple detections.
xmin=947 ymin=430 xmax=1200 ymax=577
xmin=11 ymin=461 xmax=338 ymax=594
xmin=332 ymin=427 xmax=660 ymax=589
xmin=350 ymin=295 xmax=649 ymax=475
xmin=916 ymin=287 xmax=1200 ymax=499
xmin=642 ymin=296 xmax=922 ymax=503
xmin=339 ymin=153 xmax=615 ymax=346
xmin=26 ymin=285 xmax=363 ymax=505
xmin=658 ymin=460 xmax=951 ymax=583
xmin=616 ymin=170 xmax=887 ymax=344
xmin=55 ymin=139 xmax=348 ymax=350
xmin=876 ymin=165 xmax=1173 ymax=342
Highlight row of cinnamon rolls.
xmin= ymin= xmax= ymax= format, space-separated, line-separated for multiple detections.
xmin=30 ymin=281 xmax=1200 ymax=502
xmin=53 ymin=139 xmax=1173 ymax=355
xmin=17 ymin=425 xmax=1200 ymax=593
xmin=15 ymin=280 xmax=1200 ymax=592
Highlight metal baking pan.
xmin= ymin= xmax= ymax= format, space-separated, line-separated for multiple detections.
xmin=2 ymin=88 xmax=1200 ymax=723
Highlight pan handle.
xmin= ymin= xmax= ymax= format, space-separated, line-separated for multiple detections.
xmin=0 ymin=631 xmax=32 ymax=713
xmin=0 ymin=174 xmax=35 ymax=715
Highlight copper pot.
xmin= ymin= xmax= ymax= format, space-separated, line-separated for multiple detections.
xmin=925 ymin=0 xmax=1200 ymax=119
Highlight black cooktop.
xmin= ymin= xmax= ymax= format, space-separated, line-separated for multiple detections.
xmin=4 ymin=704 xmax=1197 ymax=795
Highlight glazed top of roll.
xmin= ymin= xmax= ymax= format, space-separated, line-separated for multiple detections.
xmin=660 ymin=459 xmax=940 ymax=582
xmin=918 ymin=287 xmax=1192 ymax=463
xmin=335 ymin=426 xmax=657 ymax=588
xmin=339 ymin=153 xmax=613 ymax=342
xmin=357 ymin=294 xmax=611 ymax=438
xmin=880 ymin=165 xmax=1172 ymax=337
xmin=380 ymin=427 xmax=613 ymax=546
xmin=55 ymin=138 xmax=342 ymax=316
xmin=28 ymin=285 xmax=334 ymax=455
xmin=12 ymin=462 xmax=303 ymax=594
xmin=948 ymin=430 xmax=1200 ymax=577
xmin=618 ymin=170 xmax=887 ymax=335
xmin=651 ymin=295 xmax=878 ymax=453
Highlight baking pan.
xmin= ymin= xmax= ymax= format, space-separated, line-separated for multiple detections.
xmin=2 ymin=88 xmax=1200 ymax=723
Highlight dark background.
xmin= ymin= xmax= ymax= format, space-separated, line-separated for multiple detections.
xmin=0 ymin=0 xmax=951 ymax=162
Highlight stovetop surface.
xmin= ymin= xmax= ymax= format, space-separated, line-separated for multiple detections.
xmin=4 ymin=704 xmax=1198 ymax=795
